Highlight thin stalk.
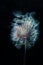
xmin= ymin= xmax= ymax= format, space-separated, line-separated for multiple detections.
xmin=23 ymin=38 xmax=26 ymax=65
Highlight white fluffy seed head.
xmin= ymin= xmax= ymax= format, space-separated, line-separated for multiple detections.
xmin=10 ymin=12 xmax=39 ymax=49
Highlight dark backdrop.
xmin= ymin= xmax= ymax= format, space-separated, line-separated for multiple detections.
xmin=0 ymin=0 xmax=43 ymax=65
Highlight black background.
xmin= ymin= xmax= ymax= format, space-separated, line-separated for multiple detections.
xmin=0 ymin=0 xmax=43 ymax=65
